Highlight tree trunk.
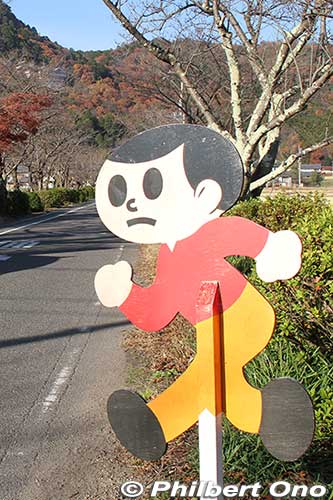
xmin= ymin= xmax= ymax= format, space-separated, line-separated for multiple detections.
xmin=246 ymin=138 xmax=280 ymax=200
xmin=13 ymin=166 xmax=18 ymax=189
xmin=0 ymin=177 xmax=8 ymax=215
xmin=0 ymin=154 xmax=8 ymax=215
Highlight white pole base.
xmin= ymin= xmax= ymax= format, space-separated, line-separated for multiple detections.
xmin=199 ymin=409 xmax=223 ymax=500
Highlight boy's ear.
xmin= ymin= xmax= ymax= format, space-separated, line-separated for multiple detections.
xmin=194 ymin=179 xmax=222 ymax=213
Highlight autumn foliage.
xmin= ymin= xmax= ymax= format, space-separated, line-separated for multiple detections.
xmin=0 ymin=92 xmax=51 ymax=152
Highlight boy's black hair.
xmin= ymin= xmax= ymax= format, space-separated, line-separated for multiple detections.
xmin=109 ymin=124 xmax=244 ymax=211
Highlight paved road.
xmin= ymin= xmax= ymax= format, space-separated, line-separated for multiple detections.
xmin=0 ymin=203 xmax=138 ymax=500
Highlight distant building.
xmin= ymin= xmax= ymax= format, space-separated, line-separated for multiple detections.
xmin=277 ymin=170 xmax=292 ymax=187
xmin=300 ymin=164 xmax=321 ymax=178
xmin=7 ymin=165 xmax=31 ymax=190
xmin=268 ymin=165 xmax=293 ymax=187
xmin=45 ymin=176 xmax=55 ymax=189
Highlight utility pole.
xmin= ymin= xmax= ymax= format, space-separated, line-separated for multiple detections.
xmin=298 ymin=147 xmax=302 ymax=187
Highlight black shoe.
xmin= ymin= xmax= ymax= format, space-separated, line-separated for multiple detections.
xmin=260 ymin=377 xmax=314 ymax=462
xmin=107 ymin=389 xmax=167 ymax=461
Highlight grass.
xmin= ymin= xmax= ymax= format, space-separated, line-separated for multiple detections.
xmin=185 ymin=339 xmax=333 ymax=494
xmin=322 ymin=176 xmax=333 ymax=188
xmin=262 ymin=180 xmax=333 ymax=204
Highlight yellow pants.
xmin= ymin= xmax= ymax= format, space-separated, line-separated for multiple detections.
xmin=148 ymin=283 xmax=275 ymax=442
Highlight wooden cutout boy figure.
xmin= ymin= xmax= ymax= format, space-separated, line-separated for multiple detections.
xmin=95 ymin=125 xmax=314 ymax=463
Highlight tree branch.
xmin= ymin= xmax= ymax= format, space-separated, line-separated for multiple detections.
xmin=246 ymin=62 xmax=333 ymax=158
xmin=101 ymin=0 xmax=234 ymax=138
xmin=215 ymin=3 xmax=268 ymax=86
xmin=250 ymin=137 xmax=333 ymax=191
xmin=212 ymin=0 xmax=246 ymax=147
xmin=246 ymin=15 xmax=317 ymax=137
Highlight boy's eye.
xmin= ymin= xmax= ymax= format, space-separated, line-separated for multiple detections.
xmin=143 ymin=168 xmax=163 ymax=200
xmin=109 ymin=175 xmax=127 ymax=207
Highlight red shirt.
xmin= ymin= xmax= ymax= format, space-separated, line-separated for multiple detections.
xmin=121 ymin=216 xmax=270 ymax=331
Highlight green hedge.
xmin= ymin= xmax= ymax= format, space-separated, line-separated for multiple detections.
xmin=228 ymin=192 xmax=333 ymax=359
xmin=27 ymin=191 xmax=44 ymax=212
xmin=1 ymin=186 xmax=95 ymax=216
xmin=38 ymin=186 xmax=95 ymax=209
xmin=6 ymin=189 xmax=30 ymax=216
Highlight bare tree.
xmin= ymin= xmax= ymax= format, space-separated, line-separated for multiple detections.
xmin=0 ymin=56 xmax=53 ymax=189
xmin=101 ymin=0 xmax=333 ymax=196
xmin=65 ymin=144 xmax=108 ymax=187
xmin=22 ymin=108 xmax=95 ymax=190
xmin=0 ymin=56 xmax=96 ymax=191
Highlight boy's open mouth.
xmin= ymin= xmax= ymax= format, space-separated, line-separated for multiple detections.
xmin=127 ymin=217 xmax=156 ymax=227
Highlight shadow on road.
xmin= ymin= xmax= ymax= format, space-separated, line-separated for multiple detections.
xmin=0 ymin=208 xmax=136 ymax=276
xmin=0 ymin=320 xmax=131 ymax=349
xmin=0 ymin=254 xmax=60 ymax=276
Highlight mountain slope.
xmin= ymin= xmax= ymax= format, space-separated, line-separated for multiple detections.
xmin=0 ymin=0 xmax=66 ymax=62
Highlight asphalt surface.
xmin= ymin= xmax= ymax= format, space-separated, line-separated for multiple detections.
xmin=0 ymin=203 xmax=138 ymax=500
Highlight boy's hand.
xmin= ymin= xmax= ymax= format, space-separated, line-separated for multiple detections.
xmin=95 ymin=261 xmax=133 ymax=307
xmin=255 ymin=230 xmax=302 ymax=283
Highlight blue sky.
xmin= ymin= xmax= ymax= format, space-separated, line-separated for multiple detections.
xmin=9 ymin=0 xmax=127 ymax=50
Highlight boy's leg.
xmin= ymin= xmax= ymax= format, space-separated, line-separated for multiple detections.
xmin=223 ymin=284 xmax=314 ymax=461
xmin=148 ymin=356 xmax=201 ymax=442
xmin=108 ymin=312 xmax=220 ymax=459
xmin=148 ymin=312 xmax=221 ymax=442
xmin=223 ymin=283 xmax=275 ymax=433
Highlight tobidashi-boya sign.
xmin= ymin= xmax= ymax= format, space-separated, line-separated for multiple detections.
xmin=94 ymin=124 xmax=314 ymax=463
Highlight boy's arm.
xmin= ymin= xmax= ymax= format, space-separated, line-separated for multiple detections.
xmin=95 ymin=261 xmax=177 ymax=331
xmin=120 ymin=280 xmax=177 ymax=331
xmin=220 ymin=216 xmax=302 ymax=282
xmin=255 ymin=230 xmax=302 ymax=282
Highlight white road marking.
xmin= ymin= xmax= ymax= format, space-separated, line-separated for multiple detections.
xmin=1 ymin=242 xmax=18 ymax=248
xmin=0 ymin=240 xmax=40 ymax=250
xmin=22 ymin=241 xmax=40 ymax=249
xmin=115 ymin=244 xmax=124 ymax=262
xmin=41 ymin=345 xmax=86 ymax=414
xmin=41 ymin=364 xmax=75 ymax=414
xmin=0 ymin=255 xmax=11 ymax=261
xmin=0 ymin=202 xmax=95 ymax=237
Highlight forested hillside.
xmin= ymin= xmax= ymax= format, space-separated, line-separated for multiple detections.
xmin=0 ymin=0 xmax=332 ymax=194
xmin=0 ymin=0 xmax=171 ymax=135
xmin=0 ymin=0 xmax=175 ymax=191
xmin=0 ymin=0 xmax=58 ymax=61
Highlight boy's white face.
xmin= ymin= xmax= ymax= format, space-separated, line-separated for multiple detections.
xmin=96 ymin=145 xmax=223 ymax=249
